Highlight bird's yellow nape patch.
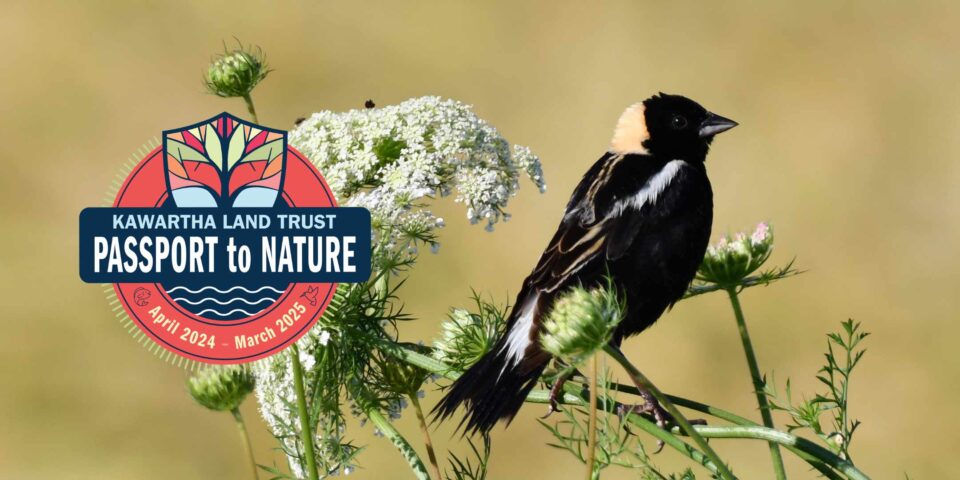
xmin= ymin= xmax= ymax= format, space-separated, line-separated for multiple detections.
xmin=609 ymin=103 xmax=650 ymax=155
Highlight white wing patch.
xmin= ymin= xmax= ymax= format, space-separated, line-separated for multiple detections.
xmin=501 ymin=293 xmax=539 ymax=369
xmin=498 ymin=160 xmax=684 ymax=372
xmin=611 ymin=160 xmax=686 ymax=217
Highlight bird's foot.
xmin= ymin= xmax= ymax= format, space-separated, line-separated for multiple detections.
xmin=617 ymin=401 xmax=672 ymax=453
xmin=540 ymin=373 xmax=570 ymax=419
xmin=617 ymin=397 xmax=707 ymax=453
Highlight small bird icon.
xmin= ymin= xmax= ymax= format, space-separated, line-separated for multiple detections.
xmin=434 ymin=93 xmax=737 ymax=434
xmin=301 ymin=286 xmax=319 ymax=307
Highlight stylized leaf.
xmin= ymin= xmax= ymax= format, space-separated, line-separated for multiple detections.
xmin=164 ymin=114 xmax=286 ymax=208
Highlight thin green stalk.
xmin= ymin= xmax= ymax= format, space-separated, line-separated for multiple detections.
xmin=532 ymin=382 xmax=840 ymax=480
xmin=609 ymin=384 xmax=841 ymax=479
xmin=230 ymin=407 xmax=259 ymax=480
xmin=683 ymin=267 xmax=801 ymax=300
xmin=667 ymin=424 xmax=870 ymax=480
xmin=584 ymin=354 xmax=599 ymax=480
xmin=291 ymin=345 xmax=320 ymax=480
xmin=380 ymin=341 xmax=459 ymax=380
xmin=366 ymin=408 xmax=431 ymax=480
xmin=410 ymin=393 xmax=443 ymax=480
xmin=383 ymin=342 xmax=726 ymax=477
xmin=611 ymin=400 xmax=726 ymax=478
xmin=603 ymin=345 xmax=737 ymax=480
xmin=534 ymin=386 xmax=727 ymax=478
xmin=386 ymin=344 xmax=859 ymax=479
xmin=725 ymin=288 xmax=787 ymax=480
xmin=242 ymin=93 xmax=259 ymax=123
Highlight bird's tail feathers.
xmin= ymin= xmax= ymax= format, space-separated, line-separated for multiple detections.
xmin=432 ymin=344 xmax=547 ymax=435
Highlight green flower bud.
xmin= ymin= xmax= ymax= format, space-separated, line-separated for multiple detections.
xmin=697 ymin=222 xmax=774 ymax=288
xmin=204 ymin=45 xmax=270 ymax=98
xmin=376 ymin=343 xmax=430 ymax=396
xmin=187 ymin=365 xmax=255 ymax=412
xmin=541 ymin=284 xmax=623 ymax=364
xmin=433 ymin=303 xmax=505 ymax=372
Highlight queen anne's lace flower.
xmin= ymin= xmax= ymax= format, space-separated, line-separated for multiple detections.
xmin=698 ymin=223 xmax=774 ymax=287
xmin=540 ymin=284 xmax=623 ymax=364
xmin=291 ymin=96 xmax=545 ymax=267
xmin=254 ymin=330 xmax=356 ymax=478
xmin=257 ymin=98 xmax=545 ymax=478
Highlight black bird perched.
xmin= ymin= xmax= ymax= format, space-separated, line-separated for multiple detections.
xmin=433 ymin=93 xmax=738 ymax=434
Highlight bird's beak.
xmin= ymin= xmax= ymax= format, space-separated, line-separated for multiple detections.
xmin=698 ymin=113 xmax=738 ymax=138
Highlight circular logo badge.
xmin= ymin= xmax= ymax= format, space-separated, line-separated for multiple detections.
xmin=81 ymin=113 xmax=371 ymax=364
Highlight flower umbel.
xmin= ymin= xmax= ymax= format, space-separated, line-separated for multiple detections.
xmin=698 ymin=222 xmax=774 ymax=288
xmin=204 ymin=44 xmax=271 ymax=98
xmin=187 ymin=365 xmax=255 ymax=412
xmin=541 ymin=282 xmax=624 ymax=364
xmin=375 ymin=343 xmax=431 ymax=398
xmin=291 ymin=96 xmax=546 ymax=269
xmin=433 ymin=295 xmax=508 ymax=373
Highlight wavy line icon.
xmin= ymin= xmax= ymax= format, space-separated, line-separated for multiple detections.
xmin=166 ymin=286 xmax=284 ymax=295
xmin=195 ymin=308 xmax=262 ymax=317
xmin=170 ymin=297 xmax=276 ymax=306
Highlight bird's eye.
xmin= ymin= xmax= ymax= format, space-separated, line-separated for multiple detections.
xmin=670 ymin=115 xmax=688 ymax=130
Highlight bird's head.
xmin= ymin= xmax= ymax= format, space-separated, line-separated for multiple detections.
xmin=610 ymin=93 xmax=737 ymax=161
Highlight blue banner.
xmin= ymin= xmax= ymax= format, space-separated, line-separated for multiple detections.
xmin=79 ymin=207 xmax=371 ymax=284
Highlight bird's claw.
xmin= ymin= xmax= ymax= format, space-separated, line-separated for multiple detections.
xmin=540 ymin=375 xmax=568 ymax=419
xmin=617 ymin=401 xmax=707 ymax=454
xmin=540 ymin=400 xmax=562 ymax=419
xmin=617 ymin=402 xmax=669 ymax=453
xmin=540 ymin=374 xmax=570 ymax=420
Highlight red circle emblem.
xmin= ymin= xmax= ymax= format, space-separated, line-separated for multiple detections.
xmin=111 ymin=145 xmax=337 ymax=363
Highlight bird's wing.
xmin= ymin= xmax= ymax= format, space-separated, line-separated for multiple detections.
xmin=501 ymin=153 xmax=661 ymax=367
xmin=562 ymin=153 xmax=624 ymax=225
xmin=531 ymin=153 xmax=670 ymax=290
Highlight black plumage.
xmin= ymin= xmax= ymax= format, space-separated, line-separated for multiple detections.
xmin=434 ymin=93 xmax=738 ymax=434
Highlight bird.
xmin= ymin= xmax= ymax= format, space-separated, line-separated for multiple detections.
xmin=433 ymin=93 xmax=738 ymax=435
xmin=301 ymin=285 xmax=319 ymax=306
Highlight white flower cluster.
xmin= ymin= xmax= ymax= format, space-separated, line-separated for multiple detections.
xmin=255 ymin=98 xmax=546 ymax=477
xmin=706 ymin=222 xmax=773 ymax=259
xmin=253 ymin=330 xmax=355 ymax=478
xmin=290 ymin=96 xmax=545 ymax=261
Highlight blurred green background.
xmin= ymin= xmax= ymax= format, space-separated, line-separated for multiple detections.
xmin=2 ymin=1 xmax=958 ymax=478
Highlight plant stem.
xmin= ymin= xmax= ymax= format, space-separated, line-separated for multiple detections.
xmin=410 ymin=393 xmax=442 ymax=480
xmin=602 ymin=345 xmax=737 ymax=480
xmin=584 ymin=354 xmax=599 ymax=480
xmin=383 ymin=344 xmax=722 ymax=477
xmin=291 ymin=345 xmax=320 ymax=480
xmin=366 ymin=407 xmax=431 ymax=480
xmin=386 ymin=343 xmax=863 ymax=479
xmin=614 ymin=402 xmax=726 ymax=477
xmin=666 ymin=424 xmax=870 ymax=480
xmin=386 ymin=343 xmax=459 ymax=380
xmin=242 ymin=93 xmax=260 ymax=123
xmin=609 ymin=384 xmax=841 ymax=479
xmin=725 ymin=288 xmax=787 ymax=480
xmin=683 ymin=268 xmax=801 ymax=299
xmin=531 ymin=387 xmax=727 ymax=478
xmin=536 ymin=381 xmax=842 ymax=480
xmin=231 ymin=407 xmax=259 ymax=480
